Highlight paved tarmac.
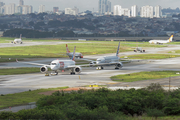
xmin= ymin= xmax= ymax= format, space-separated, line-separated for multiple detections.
xmin=0 ymin=43 xmax=180 ymax=95
xmin=1 ymin=42 xmax=180 ymax=112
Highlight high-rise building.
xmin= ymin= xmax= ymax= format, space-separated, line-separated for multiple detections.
xmin=98 ymin=0 xmax=111 ymax=15
xmin=141 ymin=5 xmax=153 ymax=18
xmin=114 ymin=5 xmax=130 ymax=17
xmin=53 ymin=7 xmax=59 ymax=13
xmin=131 ymin=5 xmax=138 ymax=17
xmin=154 ymin=5 xmax=162 ymax=18
xmin=22 ymin=5 xmax=32 ymax=14
xmin=65 ymin=7 xmax=79 ymax=15
xmin=39 ymin=5 xmax=45 ymax=13
xmin=113 ymin=5 xmax=121 ymax=16
xmin=3 ymin=3 xmax=15 ymax=15
xmin=121 ymin=8 xmax=130 ymax=17
xmin=19 ymin=0 xmax=24 ymax=6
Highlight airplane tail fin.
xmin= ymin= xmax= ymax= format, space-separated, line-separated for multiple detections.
xmin=168 ymin=35 xmax=173 ymax=42
xmin=116 ymin=42 xmax=120 ymax=57
xmin=72 ymin=46 xmax=76 ymax=61
xmin=66 ymin=44 xmax=70 ymax=53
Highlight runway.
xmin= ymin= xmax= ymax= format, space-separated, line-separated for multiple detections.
xmin=0 ymin=42 xmax=180 ymax=94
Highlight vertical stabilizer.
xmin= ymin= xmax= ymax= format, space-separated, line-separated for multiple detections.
xmin=72 ymin=46 xmax=76 ymax=61
xmin=116 ymin=42 xmax=120 ymax=57
xmin=168 ymin=35 xmax=173 ymax=42
xmin=66 ymin=44 xmax=70 ymax=53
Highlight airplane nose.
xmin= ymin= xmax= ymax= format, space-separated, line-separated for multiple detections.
xmin=51 ymin=65 xmax=57 ymax=71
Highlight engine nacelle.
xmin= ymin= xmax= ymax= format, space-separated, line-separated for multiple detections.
xmin=74 ymin=66 xmax=82 ymax=74
xmin=116 ymin=62 xmax=123 ymax=68
xmin=40 ymin=66 xmax=48 ymax=73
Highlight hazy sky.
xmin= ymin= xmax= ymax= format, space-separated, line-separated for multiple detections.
xmin=1 ymin=0 xmax=180 ymax=12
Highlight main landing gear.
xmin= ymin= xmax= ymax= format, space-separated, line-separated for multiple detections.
xmin=115 ymin=67 xmax=119 ymax=69
xmin=96 ymin=66 xmax=104 ymax=70
xmin=70 ymin=69 xmax=76 ymax=75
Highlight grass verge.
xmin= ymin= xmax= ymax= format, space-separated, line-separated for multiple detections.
xmin=121 ymin=54 xmax=180 ymax=59
xmin=0 ymin=87 xmax=68 ymax=109
xmin=0 ymin=41 xmax=167 ymax=59
xmin=0 ymin=68 xmax=40 ymax=75
xmin=111 ymin=71 xmax=180 ymax=82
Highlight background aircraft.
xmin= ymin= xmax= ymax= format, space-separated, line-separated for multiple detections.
xmin=11 ymin=34 xmax=23 ymax=44
xmin=149 ymin=35 xmax=173 ymax=44
xmin=66 ymin=44 xmax=83 ymax=59
xmin=16 ymin=46 xmax=84 ymax=75
xmin=89 ymin=42 xmax=123 ymax=70
xmin=134 ymin=42 xmax=145 ymax=53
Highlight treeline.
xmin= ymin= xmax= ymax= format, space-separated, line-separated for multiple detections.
xmin=3 ymin=29 xmax=75 ymax=38
xmin=3 ymin=29 xmax=134 ymax=38
xmin=1 ymin=83 xmax=180 ymax=119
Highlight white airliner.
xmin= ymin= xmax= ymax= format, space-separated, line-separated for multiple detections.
xmin=149 ymin=35 xmax=173 ymax=44
xmin=16 ymin=46 xmax=84 ymax=75
xmin=66 ymin=44 xmax=83 ymax=59
xmin=11 ymin=34 xmax=23 ymax=44
xmin=89 ymin=42 xmax=123 ymax=70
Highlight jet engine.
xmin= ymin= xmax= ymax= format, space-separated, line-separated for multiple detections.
xmin=116 ymin=62 xmax=123 ymax=68
xmin=74 ymin=66 xmax=82 ymax=74
xmin=40 ymin=66 xmax=48 ymax=73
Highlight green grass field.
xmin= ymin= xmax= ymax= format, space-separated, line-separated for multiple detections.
xmin=121 ymin=54 xmax=180 ymax=59
xmin=0 ymin=87 xmax=68 ymax=109
xmin=0 ymin=40 xmax=167 ymax=59
xmin=111 ymin=71 xmax=180 ymax=82
xmin=0 ymin=68 xmax=40 ymax=75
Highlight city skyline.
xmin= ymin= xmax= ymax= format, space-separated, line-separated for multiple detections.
xmin=1 ymin=0 xmax=180 ymax=12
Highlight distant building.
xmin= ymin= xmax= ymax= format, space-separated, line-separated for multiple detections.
xmin=98 ymin=0 xmax=111 ymax=15
xmin=3 ymin=3 xmax=16 ymax=15
xmin=154 ymin=5 xmax=162 ymax=18
xmin=22 ymin=5 xmax=32 ymax=14
xmin=114 ymin=5 xmax=121 ymax=16
xmin=39 ymin=5 xmax=45 ymax=13
xmin=53 ymin=7 xmax=59 ymax=13
xmin=114 ymin=5 xmax=130 ymax=17
xmin=19 ymin=0 xmax=24 ymax=6
xmin=131 ymin=5 xmax=138 ymax=17
xmin=65 ymin=7 xmax=79 ymax=15
xmin=141 ymin=5 xmax=153 ymax=18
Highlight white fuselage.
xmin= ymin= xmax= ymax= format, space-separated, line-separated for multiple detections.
xmin=67 ymin=52 xmax=83 ymax=58
xmin=96 ymin=56 xmax=120 ymax=65
xmin=13 ymin=39 xmax=22 ymax=44
xmin=50 ymin=60 xmax=75 ymax=71
xmin=149 ymin=40 xmax=169 ymax=44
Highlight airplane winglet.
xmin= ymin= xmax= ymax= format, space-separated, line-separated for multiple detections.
xmin=16 ymin=59 xmax=19 ymax=62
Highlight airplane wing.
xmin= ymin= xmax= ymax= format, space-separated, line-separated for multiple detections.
xmin=16 ymin=59 xmax=51 ymax=67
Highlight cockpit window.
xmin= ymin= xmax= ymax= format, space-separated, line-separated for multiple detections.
xmin=97 ymin=59 xmax=101 ymax=61
xmin=51 ymin=63 xmax=57 ymax=65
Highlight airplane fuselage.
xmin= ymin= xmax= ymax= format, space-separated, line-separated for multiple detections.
xmin=96 ymin=56 xmax=120 ymax=65
xmin=13 ymin=39 xmax=22 ymax=44
xmin=66 ymin=52 xmax=83 ymax=58
xmin=149 ymin=40 xmax=169 ymax=44
xmin=50 ymin=60 xmax=75 ymax=71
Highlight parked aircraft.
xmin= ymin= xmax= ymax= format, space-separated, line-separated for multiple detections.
xmin=89 ymin=42 xmax=123 ymax=70
xmin=134 ymin=42 xmax=145 ymax=53
xmin=149 ymin=35 xmax=173 ymax=44
xmin=66 ymin=44 xmax=83 ymax=59
xmin=12 ymin=34 xmax=23 ymax=44
xmin=16 ymin=46 xmax=83 ymax=75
